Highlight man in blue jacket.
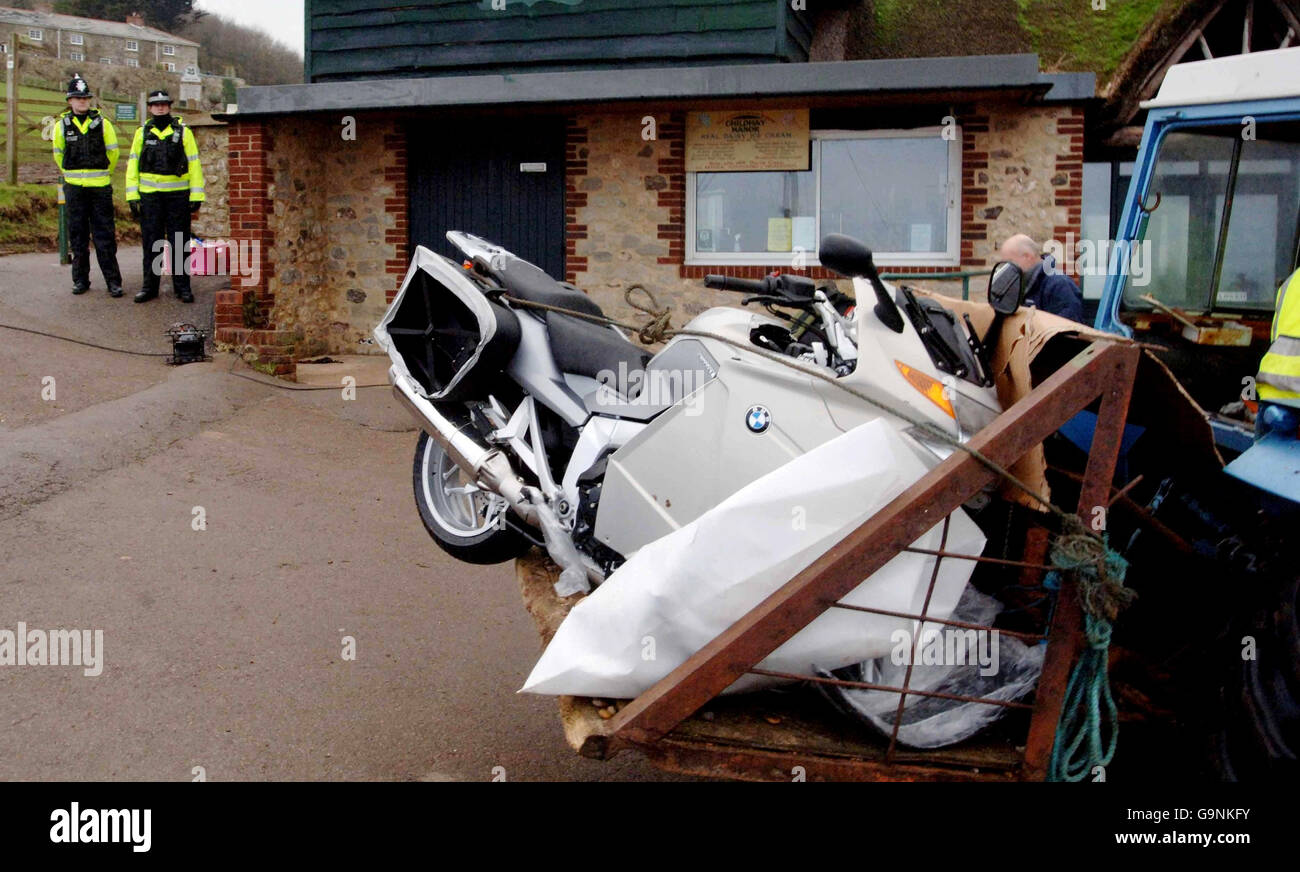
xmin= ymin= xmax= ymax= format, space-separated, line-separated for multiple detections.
xmin=998 ymin=234 xmax=1085 ymax=323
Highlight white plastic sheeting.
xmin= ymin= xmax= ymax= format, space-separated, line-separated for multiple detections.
xmin=522 ymin=418 xmax=986 ymax=698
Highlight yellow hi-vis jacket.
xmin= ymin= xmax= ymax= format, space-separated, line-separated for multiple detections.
xmin=125 ymin=117 xmax=206 ymax=203
xmin=52 ymin=109 xmax=119 ymax=188
xmin=1257 ymin=268 xmax=1300 ymax=406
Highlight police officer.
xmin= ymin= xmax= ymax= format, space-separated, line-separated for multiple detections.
xmin=126 ymin=89 xmax=205 ymax=304
xmin=1255 ymin=267 xmax=1300 ymax=440
xmin=52 ymin=74 xmax=124 ymax=297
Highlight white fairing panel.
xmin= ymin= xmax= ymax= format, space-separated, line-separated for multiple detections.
xmin=373 ymin=245 xmax=498 ymax=401
xmin=522 ymin=418 xmax=986 ymax=698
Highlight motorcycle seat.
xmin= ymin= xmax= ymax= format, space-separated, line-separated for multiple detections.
xmin=497 ymin=257 xmax=605 ymax=319
xmin=546 ymin=311 xmax=652 ymax=384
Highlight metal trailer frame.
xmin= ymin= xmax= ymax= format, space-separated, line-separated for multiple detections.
xmin=562 ymin=339 xmax=1141 ymax=781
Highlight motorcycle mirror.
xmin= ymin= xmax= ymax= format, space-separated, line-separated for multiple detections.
xmin=819 ymin=233 xmax=904 ymax=333
xmin=818 ymin=233 xmax=876 ymax=279
xmin=987 ymin=261 xmax=1026 ymax=315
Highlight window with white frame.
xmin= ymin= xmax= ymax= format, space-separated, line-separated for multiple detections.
xmin=99 ymin=57 xmax=112 ymax=65
xmin=28 ymin=28 xmax=42 ymax=41
xmin=69 ymin=51 xmax=84 ymax=61
xmin=126 ymin=58 xmax=138 ymax=67
xmin=69 ymin=33 xmax=83 ymax=45
xmin=0 ymin=43 xmax=6 ymax=54
xmin=164 ymin=62 xmax=175 ymax=72
xmin=162 ymin=44 xmax=175 ymax=56
xmin=126 ymin=40 xmax=138 ymax=52
xmin=686 ymin=127 xmax=962 ymax=267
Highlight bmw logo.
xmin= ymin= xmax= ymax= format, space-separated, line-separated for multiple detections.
xmin=745 ymin=405 xmax=771 ymax=434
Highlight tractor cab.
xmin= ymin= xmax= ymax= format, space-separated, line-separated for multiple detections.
xmin=1095 ymin=47 xmax=1300 ymax=480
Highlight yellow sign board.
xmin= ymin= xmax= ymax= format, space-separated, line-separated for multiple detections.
xmin=686 ymin=109 xmax=810 ymax=173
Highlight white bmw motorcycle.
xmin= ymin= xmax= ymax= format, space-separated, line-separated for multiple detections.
xmin=376 ymin=230 xmax=1022 ymax=593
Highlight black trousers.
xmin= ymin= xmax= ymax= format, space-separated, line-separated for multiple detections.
xmin=140 ymin=191 xmax=192 ymax=295
xmin=65 ymin=183 xmax=122 ymax=289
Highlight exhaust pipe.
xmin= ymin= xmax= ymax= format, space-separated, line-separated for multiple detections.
xmin=391 ymin=368 xmax=595 ymax=594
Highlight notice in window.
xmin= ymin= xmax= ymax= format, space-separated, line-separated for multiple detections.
xmin=687 ymin=109 xmax=810 ymax=173
xmin=767 ymin=218 xmax=793 ymax=252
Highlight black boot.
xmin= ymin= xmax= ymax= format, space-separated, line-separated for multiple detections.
xmin=72 ymin=284 xmax=89 ymax=295
xmin=179 ymin=289 xmax=194 ymax=304
xmin=108 ymin=285 xmax=124 ymax=298
xmin=134 ymin=288 xmax=159 ymax=303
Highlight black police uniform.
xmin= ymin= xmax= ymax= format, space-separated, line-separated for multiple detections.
xmin=54 ymin=76 xmax=123 ymax=295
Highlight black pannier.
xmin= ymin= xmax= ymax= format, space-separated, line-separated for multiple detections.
xmin=378 ymin=248 xmax=521 ymax=401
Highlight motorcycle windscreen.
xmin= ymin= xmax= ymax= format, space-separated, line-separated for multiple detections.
xmin=521 ymin=418 xmax=986 ymax=699
xmin=373 ymin=245 xmax=520 ymax=401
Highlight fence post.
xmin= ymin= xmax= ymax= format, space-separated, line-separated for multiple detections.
xmin=57 ymin=183 xmax=68 ymax=265
xmin=5 ymin=34 xmax=17 ymax=186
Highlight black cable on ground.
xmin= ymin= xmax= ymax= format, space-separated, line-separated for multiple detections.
xmin=0 ymin=321 xmax=388 ymax=389
xmin=0 ymin=321 xmax=171 ymax=357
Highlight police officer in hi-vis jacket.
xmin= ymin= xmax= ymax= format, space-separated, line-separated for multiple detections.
xmin=125 ymin=89 xmax=206 ymax=304
xmin=52 ymin=74 xmax=124 ymax=297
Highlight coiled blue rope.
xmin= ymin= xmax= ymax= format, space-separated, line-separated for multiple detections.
xmin=1043 ymin=530 xmax=1134 ymax=782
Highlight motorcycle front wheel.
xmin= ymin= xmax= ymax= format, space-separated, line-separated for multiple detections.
xmin=411 ymin=431 xmax=531 ymax=564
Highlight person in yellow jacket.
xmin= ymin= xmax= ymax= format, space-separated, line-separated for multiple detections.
xmin=125 ymin=89 xmax=206 ymax=304
xmin=53 ymin=74 xmax=123 ymax=297
xmin=1255 ymin=267 xmax=1300 ymax=440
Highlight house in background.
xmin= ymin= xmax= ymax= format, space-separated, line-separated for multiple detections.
xmin=0 ymin=6 xmax=199 ymax=74
xmin=218 ymin=0 xmax=1094 ymax=374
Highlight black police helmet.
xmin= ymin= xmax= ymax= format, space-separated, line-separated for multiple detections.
xmin=66 ymin=74 xmax=93 ymax=99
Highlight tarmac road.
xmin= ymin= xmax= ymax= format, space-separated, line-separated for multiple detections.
xmin=0 ymin=249 xmax=686 ymax=781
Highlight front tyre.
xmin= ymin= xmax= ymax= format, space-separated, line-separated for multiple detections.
xmin=411 ymin=431 xmax=530 ymax=564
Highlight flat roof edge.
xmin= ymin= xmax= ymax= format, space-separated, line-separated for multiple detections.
xmin=234 ymin=54 xmax=1087 ymax=117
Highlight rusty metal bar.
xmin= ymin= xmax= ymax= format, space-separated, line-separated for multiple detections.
xmin=824 ymin=601 xmax=1046 ymax=643
xmin=1106 ymin=473 xmax=1145 ymax=508
xmin=887 ymin=516 xmax=950 ymax=761
xmin=608 ymin=340 xmax=1137 ymax=751
xmin=1020 ymin=342 xmax=1141 ymax=781
xmin=903 ymin=546 xmax=1055 ymax=572
xmin=748 ymin=668 xmax=1035 ymax=710
xmin=1050 ymin=465 xmax=1196 ymax=556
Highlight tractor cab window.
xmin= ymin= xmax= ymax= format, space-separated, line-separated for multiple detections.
xmin=1125 ymin=122 xmax=1300 ymax=315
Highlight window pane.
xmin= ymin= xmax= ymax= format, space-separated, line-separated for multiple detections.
xmin=1081 ymin=162 xmax=1112 ymax=299
xmin=819 ymin=137 xmax=949 ymax=253
xmin=1125 ymin=131 xmax=1235 ymax=311
xmin=1214 ymin=133 xmax=1300 ymax=309
xmin=695 ymin=170 xmax=814 ymax=254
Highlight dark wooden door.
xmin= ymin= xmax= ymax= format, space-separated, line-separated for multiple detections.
xmin=408 ymin=117 xmax=566 ymax=280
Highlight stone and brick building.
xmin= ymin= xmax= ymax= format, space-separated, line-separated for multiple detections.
xmin=216 ymin=1 xmax=1094 ymax=377
xmin=0 ymin=6 xmax=199 ymax=74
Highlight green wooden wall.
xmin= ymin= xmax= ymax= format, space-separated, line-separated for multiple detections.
xmin=305 ymin=0 xmax=812 ymax=82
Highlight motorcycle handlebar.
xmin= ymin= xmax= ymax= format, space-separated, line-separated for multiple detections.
xmin=704 ymin=274 xmax=770 ymax=294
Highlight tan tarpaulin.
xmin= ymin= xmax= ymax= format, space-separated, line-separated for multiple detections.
xmin=916 ymin=291 xmax=1223 ymax=510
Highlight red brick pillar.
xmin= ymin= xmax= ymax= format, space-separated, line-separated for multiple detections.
xmin=656 ymin=112 xmax=685 ymax=268
xmin=218 ymin=119 xmax=293 ymax=377
xmin=564 ymin=116 xmax=588 ymax=284
xmin=1053 ymin=107 xmax=1085 ymax=279
xmin=959 ymin=111 xmax=991 ymax=269
xmin=383 ymin=126 xmax=409 ymax=304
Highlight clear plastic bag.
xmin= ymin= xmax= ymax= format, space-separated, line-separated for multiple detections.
xmin=815 ymin=585 xmax=1044 ymax=749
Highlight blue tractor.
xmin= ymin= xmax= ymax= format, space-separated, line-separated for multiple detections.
xmin=1093 ymin=46 xmax=1300 ymax=780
